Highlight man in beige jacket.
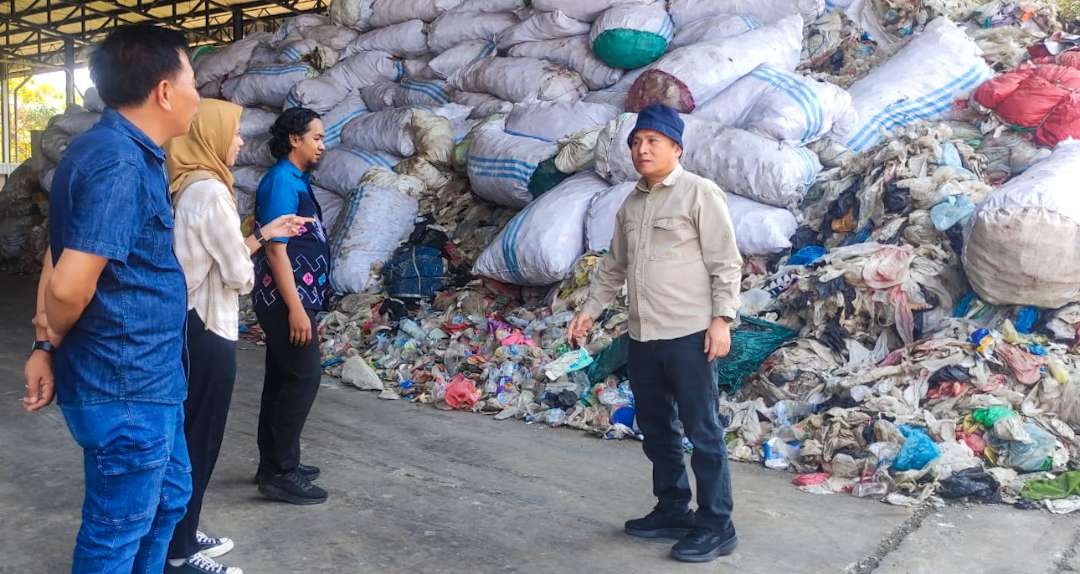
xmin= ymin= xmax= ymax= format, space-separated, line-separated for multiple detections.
xmin=568 ymin=103 xmax=743 ymax=563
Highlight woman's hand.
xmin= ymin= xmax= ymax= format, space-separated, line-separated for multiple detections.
xmin=260 ymin=214 xmax=314 ymax=240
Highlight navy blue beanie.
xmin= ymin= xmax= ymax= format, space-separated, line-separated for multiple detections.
xmin=627 ymin=103 xmax=684 ymax=149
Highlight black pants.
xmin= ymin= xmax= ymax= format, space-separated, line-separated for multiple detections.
xmin=169 ymin=310 xmax=238 ymax=559
xmin=628 ymin=331 xmax=735 ymax=533
xmin=255 ymin=304 xmax=321 ymax=475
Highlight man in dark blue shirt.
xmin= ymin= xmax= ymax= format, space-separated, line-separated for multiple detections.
xmin=26 ymin=25 xmax=201 ymax=573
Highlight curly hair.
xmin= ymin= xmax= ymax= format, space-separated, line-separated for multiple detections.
xmin=269 ymin=107 xmax=321 ymax=160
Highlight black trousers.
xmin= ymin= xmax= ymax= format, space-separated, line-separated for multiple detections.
xmin=628 ymin=330 xmax=735 ymax=533
xmin=255 ymin=304 xmax=322 ymax=475
xmin=169 ymin=310 xmax=238 ymax=559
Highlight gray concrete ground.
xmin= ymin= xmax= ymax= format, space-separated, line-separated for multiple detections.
xmin=0 ymin=271 xmax=1077 ymax=574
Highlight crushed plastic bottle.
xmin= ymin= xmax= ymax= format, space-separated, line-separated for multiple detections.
xmin=763 ymin=438 xmax=793 ymax=470
xmin=851 ymin=480 xmax=889 ymax=498
xmin=399 ymin=318 xmax=427 ymax=341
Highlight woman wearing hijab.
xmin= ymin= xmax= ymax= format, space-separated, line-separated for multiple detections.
xmin=163 ymin=98 xmax=309 ymax=574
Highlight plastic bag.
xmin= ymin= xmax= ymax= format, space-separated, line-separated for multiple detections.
xmin=445 ymin=374 xmax=482 ymax=410
xmin=992 ymin=423 xmax=1056 ymax=472
xmin=892 ymin=425 xmax=941 ymax=471
xmin=938 ymin=467 xmax=1000 ymax=501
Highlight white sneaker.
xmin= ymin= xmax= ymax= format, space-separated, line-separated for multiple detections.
xmin=167 ymin=553 xmax=243 ymax=574
xmin=196 ymin=531 xmax=235 ymax=559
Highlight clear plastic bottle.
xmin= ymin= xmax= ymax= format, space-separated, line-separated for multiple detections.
xmin=399 ymin=318 xmax=426 ymax=341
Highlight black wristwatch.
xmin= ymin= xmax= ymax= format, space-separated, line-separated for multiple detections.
xmin=254 ymin=226 xmax=270 ymax=246
xmin=31 ymin=340 xmax=56 ymax=354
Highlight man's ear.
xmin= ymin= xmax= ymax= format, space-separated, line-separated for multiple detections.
xmin=153 ymin=79 xmax=173 ymax=112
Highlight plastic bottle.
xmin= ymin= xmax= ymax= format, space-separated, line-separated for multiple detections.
xmin=399 ymin=318 xmax=426 ymax=341
xmin=762 ymin=438 xmax=791 ymax=469
xmin=851 ymin=481 xmax=889 ymax=498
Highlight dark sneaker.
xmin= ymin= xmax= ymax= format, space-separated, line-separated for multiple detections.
xmin=253 ymin=463 xmax=320 ymax=484
xmin=624 ymin=509 xmax=696 ymax=540
xmin=195 ymin=531 xmax=234 ymax=559
xmin=258 ymin=469 xmax=328 ymax=505
xmin=166 ymin=553 xmax=243 ymax=574
xmin=671 ymin=527 xmax=738 ymax=563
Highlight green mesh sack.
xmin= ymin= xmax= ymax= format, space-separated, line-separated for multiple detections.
xmin=527 ymin=158 xmax=571 ymax=199
xmin=714 ymin=317 xmax=798 ymax=394
xmin=592 ymin=29 xmax=669 ymax=70
xmin=587 ymin=334 xmax=629 ymax=383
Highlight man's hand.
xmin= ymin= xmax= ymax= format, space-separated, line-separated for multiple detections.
xmin=289 ymin=307 xmax=313 ymax=347
xmin=23 ymin=350 xmax=55 ymax=412
xmin=705 ymin=317 xmax=732 ymax=362
xmin=567 ymin=313 xmax=595 ymax=348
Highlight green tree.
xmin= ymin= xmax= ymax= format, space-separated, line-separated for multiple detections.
xmin=5 ymin=75 xmax=65 ymax=164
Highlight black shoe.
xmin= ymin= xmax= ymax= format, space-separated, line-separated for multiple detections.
xmin=253 ymin=463 xmax=320 ymax=485
xmin=624 ymin=509 xmax=696 ymax=540
xmin=257 ymin=470 xmax=328 ymax=505
xmin=671 ymin=527 xmax=738 ymax=563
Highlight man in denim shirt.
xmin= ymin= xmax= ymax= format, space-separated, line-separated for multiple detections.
xmin=27 ymin=25 xmax=201 ymax=573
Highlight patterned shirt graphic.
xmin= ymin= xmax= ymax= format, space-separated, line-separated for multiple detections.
xmin=252 ymin=159 xmax=331 ymax=312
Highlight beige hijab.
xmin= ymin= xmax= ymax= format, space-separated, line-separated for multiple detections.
xmin=165 ymin=98 xmax=243 ymax=203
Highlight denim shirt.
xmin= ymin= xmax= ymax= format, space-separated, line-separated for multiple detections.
xmin=48 ymin=108 xmax=188 ymax=406
xmin=252 ymin=159 xmax=331 ymax=313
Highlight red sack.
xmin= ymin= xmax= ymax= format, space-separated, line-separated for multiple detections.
xmin=1058 ymin=50 xmax=1080 ymax=70
xmin=995 ymin=74 xmax=1071 ymax=127
xmin=1037 ymin=92 xmax=1080 ymax=147
xmin=974 ymin=68 xmax=1030 ymax=109
xmin=626 ymin=69 xmax=696 ymax=113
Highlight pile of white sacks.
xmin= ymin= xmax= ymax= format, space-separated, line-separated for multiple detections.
xmin=185 ymin=0 xmax=992 ymax=291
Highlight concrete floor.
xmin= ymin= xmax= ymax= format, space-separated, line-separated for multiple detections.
xmin=1 ymin=271 xmax=1078 ymax=574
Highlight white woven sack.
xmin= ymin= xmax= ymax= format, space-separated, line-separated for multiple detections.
xmin=428 ymin=40 xmax=497 ymax=79
xmin=496 ymin=9 xmax=590 ymax=49
xmin=312 ymin=147 xmax=401 ymax=196
xmin=428 ymin=11 xmax=519 ymax=52
xmin=473 ymin=172 xmax=610 ymax=285
xmin=322 ymin=92 xmax=370 ymax=149
xmin=507 ymin=36 xmax=622 ymax=90
xmin=505 ymin=101 xmax=619 ymax=142
xmin=671 ymin=13 xmax=760 ymax=48
xmin=221 ymin=64 xmax=317 ymax=108
xmin=667 ymin=0 xmax=824 ymax=27
xmin=466 ymin=117 xmax=558 ymax=208
xmin=531 ymin=0 xmax=652 ymax=22
xmin=843 ymin=17 xmax=992 ymax=153
xmin=963 ymin=140 xmax=1080 ymax=308
xmin=694 ymin=65 xmax=857 ymax=145
xmin=450 ymin=57 xmax=588 ymax=103
xmin=239 ymin=108 xmax=278 ymax=139
xmin=627 ymin=15 xmax=802 ymax=112
xmin=370 ymin=0 xmax=463 ymax=27
xmin=329 ymin=170 xmax=422 ymax=293
xmin=347 ymin=19 xmax=429 ymax=58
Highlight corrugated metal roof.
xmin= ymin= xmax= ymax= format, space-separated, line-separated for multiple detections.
xmin=2 ymin=0 xmax=323 ymax=76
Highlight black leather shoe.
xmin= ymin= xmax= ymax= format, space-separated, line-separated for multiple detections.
xmin=253 ymin=463 xmax=320 ymax=484
xmin=257 ymin=470 xmax=328 ymax=505
xmin=624 ymin=509 xmax=696 ymax=540
xmin=671 ymin=527 xmax=738 ymax=563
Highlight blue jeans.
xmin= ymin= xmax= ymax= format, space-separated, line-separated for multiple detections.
xmin=61 ymin=401 xmax=192 ymax=574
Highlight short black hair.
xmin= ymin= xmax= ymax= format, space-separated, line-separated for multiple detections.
xmin=90 ymin=24 xmax=189 ymax=108
xmin=269 ymin=107 xmax=321 ymax=159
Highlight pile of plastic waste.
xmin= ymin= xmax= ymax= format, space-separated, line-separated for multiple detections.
xmin=7 ymin=0 xmax=1080 ymax=509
